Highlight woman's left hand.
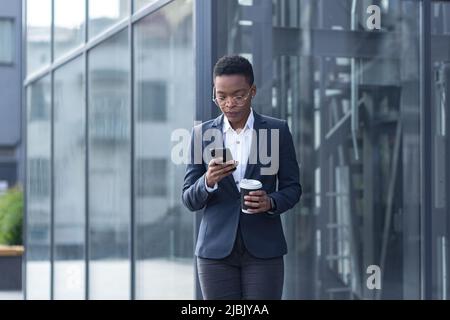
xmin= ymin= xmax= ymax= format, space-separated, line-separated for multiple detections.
xmin=244 ymin=190 xmax=272 ymax=214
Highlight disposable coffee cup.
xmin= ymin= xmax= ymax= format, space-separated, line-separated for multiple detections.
xmin=240 ymin=179 xmax=263 ymax=214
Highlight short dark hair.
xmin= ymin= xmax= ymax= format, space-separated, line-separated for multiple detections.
xmin=213 ymin=55 xmax=254 ymax=86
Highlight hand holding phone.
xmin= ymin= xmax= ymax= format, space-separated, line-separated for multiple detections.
xmin=210 ymin=147 xmax=234 ymax=164
xmin=205 ymin=147 xmax=238 ymax=188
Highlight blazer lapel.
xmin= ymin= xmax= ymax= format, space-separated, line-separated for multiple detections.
xmin=209 ymin=114 xmax=240 ymax=196
xmin=244 ymin=111 xmax=267 ymax=180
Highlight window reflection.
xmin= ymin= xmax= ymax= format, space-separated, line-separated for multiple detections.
xmin=134 ymin=0 xmax=159 ymax=12
xmin=0 ymin=19 xmax=14 ymax=64
xmin=216 ymin=0 xmax=422 ymax=299
xmin=88 ymin=29 xmax=131 ymax=300
xmin=26 ymin=0 xmax=51 ymax=74
xmin=89 ymin=0 xmax=130 ymax=39
xmin=26 ymin=76 xmax=52 ymax=300
xmin=431 ymin=1 xmax=450 ymax=300
xmin=134 ymin=0 xmax=194 ymax=300
xmin=54 ymin=0 xmax=85 ymax=58
xmin=54 ymin=58 xmax=86 ymax=300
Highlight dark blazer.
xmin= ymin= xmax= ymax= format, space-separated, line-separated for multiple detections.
xmin=182 ymin=111 xmax=302 ymax=259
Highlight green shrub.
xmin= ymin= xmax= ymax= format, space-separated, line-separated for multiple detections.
xmin=0 ymin=186 xmax=23 ymax=245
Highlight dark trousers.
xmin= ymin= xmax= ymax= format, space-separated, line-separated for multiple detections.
xmin=196 ymin=227 xmax=284 ymax=300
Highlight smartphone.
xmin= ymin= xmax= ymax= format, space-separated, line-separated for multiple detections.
xmin=210 ymin=147 xmax=236 ymax=170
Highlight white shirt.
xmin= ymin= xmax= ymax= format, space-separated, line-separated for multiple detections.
xmin=205 ymin=108 xmax=254 ymax=192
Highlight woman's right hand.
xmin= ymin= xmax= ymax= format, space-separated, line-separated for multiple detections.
xmin=205 ymin=158 xmax=238 ymax=188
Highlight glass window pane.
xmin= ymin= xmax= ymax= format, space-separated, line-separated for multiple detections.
xmin=26 ymin=75 xmax=52 ymax=300
xmin=54 ymin=57 xmax=86 ymax=300
xmin=27 ymin=0 xmax=51 ymax=74
xmin=54 ymin=0 xmax=86 ymax=58
xmin=134 ymin=0 xmax=159 ymax=12
xmin=134 ymin=0 xmax=194 ymax=300
xmin=88 ymin=29 xmax=130 ymax=300
xmin=89 ymin=0 xmax=130 ymax=39
xmin=0 ymin=19 xmax=14 ymax=64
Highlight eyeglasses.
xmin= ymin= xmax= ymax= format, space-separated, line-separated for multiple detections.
xmin=212 ymin=86 xmax=253 ymax=107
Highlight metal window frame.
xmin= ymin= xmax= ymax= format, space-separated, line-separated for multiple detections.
xmin=24 ymin=0 xmax=173 ymax=87
xmin=23 ymin=0 xmax=178 ymax=301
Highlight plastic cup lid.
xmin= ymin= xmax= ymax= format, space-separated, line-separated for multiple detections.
xmin=239 ymin=179 xmax=262 ymax=190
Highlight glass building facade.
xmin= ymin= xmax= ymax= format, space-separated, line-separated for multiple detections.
xmin=23 ymin=0 xmax=450 ymax=299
